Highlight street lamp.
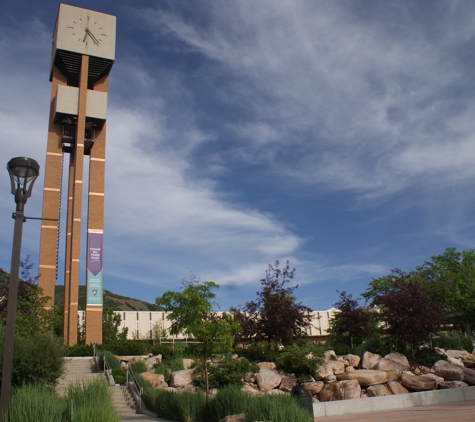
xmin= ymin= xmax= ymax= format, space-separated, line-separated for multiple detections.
xmin=0 ymin=157 xmax=40 ymax=415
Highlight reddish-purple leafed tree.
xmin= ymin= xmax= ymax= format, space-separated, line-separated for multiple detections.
xmin=237 ymin=260 xmax=312 ymax=345
xmin=329 ymin=291 xmax=374 ymax=349
xmin=375 ymin=274 xmax=446 ymax=356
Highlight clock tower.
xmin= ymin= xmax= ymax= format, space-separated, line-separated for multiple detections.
xmin=38 ymin=3 xmax=116 ymax=345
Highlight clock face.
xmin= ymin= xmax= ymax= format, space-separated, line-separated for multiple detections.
xmin=53 ymin=4 xmax=116 ymax=60
xmin=66 ymin=14 xmax=109 ymax=49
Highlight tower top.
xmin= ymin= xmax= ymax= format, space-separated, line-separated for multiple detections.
xmin=51 ymin=3 xmax=116 ymax=78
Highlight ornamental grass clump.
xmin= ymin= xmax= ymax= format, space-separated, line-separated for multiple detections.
xmin=3 ymin=379 xmax=119 ymax=422
xmin=140 ymin=381 xmax=313 ymax=422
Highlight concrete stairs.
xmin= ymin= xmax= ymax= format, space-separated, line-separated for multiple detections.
xmin=56 ymin=357 xmax=162 ymax=420
xmin=112 ymin=384 xmax=140 ymax=418
xmin=55 ymin=357 xmax=103 ymax=396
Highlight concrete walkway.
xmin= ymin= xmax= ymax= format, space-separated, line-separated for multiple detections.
xmin=317 ymin=399 xmax=475 ymax=421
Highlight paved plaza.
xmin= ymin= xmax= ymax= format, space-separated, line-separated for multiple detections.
xmin=317 ymin=399 xmax=475 ymax=421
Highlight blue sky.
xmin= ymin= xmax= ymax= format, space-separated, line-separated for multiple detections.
xmin=2 ymin=0 xmax=475 ymax=311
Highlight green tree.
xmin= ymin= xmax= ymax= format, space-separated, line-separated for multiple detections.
xmin=236 ymin=260 xmax=312 ymax=346
xmin=102 ymin=307 xmax=128 ymax=344
xmin=156 ymin=276 xmax=240 ymax=417
xmin=417 ymin=247 xmax=475 ymax=336
xmin=0 ymin=256 xmax=53 ymax=336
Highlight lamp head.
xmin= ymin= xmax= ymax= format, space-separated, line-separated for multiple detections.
xmin=7 ymin=157 xmax=40 ymax=204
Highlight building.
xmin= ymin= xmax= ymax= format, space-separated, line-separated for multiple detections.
xmin=78 ymin=309 xmax=338 ymax=342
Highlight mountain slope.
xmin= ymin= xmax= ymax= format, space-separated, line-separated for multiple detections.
xmin=54 ymin=285 xmax=162 ymax=311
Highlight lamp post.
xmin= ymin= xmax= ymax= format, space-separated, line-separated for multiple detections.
xmin=0 ymin=157 xmax=40 ymax=414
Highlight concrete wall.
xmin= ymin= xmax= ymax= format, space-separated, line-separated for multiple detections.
xmin=313 ymin=385 xmax=475 ymax=418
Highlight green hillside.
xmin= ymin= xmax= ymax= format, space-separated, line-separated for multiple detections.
xmin=1 ymin=267 xmax=161 ymax=311
xmin=54 ymin=285 xmax=163 ymax=311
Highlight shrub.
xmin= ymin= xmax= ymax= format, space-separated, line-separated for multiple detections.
xmin=275 ymin=342 xmax=324 ymax=377
xmin=461 ymin=336 xmax=474 ymax=353
xmin=0 ymin=331 xmax=66 ymax=387
xmin=151 ymin=343 xmax=174 ymax=359
xmin=153 ymin=362 xmax=171 ymax=382
xmin=153 ymin=356 xmax=184 ymax=382
xmin=99 ymin=350 xmax=121 ymax=371
xmin=433 ymin=332 xmax=474 ymax=353
xmin=194 ymin=355 xmax=259 ymax=389
xmin=234 ymin=341 xmax=280 ymax=363
xmin=131 ymin=360 xmax=148 ymax=374
xmin=415 ymin=347 xmax=447 ymax=367
xmin=65 ymin=343 xmax=94 ymax=357
xmin=433 ymin=332 xmax=462 ymax=350
xmin=103 ymin=339 xmax=151 ymax=355
xmin=354 ymin=337 xmax=380 ymax=356
xmin=112 ymin=368 xmax=126 ymax=385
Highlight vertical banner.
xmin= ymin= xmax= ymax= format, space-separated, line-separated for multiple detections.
xmin=86 ymin=231 xmax=103 ymax=305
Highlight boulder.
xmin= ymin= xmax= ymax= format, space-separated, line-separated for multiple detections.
xmin=326 ymin=374 xmax=337 ymax=383
xmin=367 ymin=384 xmax=392 ymax=397
xmin=431 ymin=360 xmax=464 ymax=382
xmin=446 ymin=350 xmax=472 ymax=360
xmin=447 ymin=356 xmax=464 ymax=367
xmin=301 ymin=381 xmax=324 ymax=395
xmin=361 ymin=351 xmax=382 ymax=369
xmin=420 ymin=373 xmax=444 ymax=388
xmin=243 ymin=373 xmax=255 ymax=383
xmin=139 ymin=372 xmax=166 ymax=389
xmin=439 ymin=381 xmax=469 ymax=389
xmin=344 ymin=354 xmax=361 ymax=368
xmin=267 ymin=389 xmax=286 ymax=395
xmin=219 ymin=414 xmax=246 ymax=422
xmin=374 ymin=359 xmax=400 ymax=373
xmin=279 ymin=375 xmax=298 ymax=392
xmin=328 ymin=360 xmax=346 ymax=375
xmin=400 ymin=373 xmax=436 ymax=391
xmin=386 ymin=380 xmax=409 ymax=395
xmin=336 ymin=370 xmax=390 ymax=386
xmin=339 ymin=379 xmax=361 ymax=400
xmin=143 ymin=355 xmax=162 ymax=371
xmin=182 ymin=359 xmax=194 ymax=369
xmin=257 ymin=362 xmax=276 ymax=371
xmin=462 ymin=355 xmax=475 ymax=368
xmin=461 ymin=366 xmax=475 ymax=385
xmin=242 ymin=384 xmax=260 ymax=395
xmin=169 ymin=369 xmax=195 ymax=388
xmin=315 ymin=362 xmax=334 ymax=380
xmin=255 ymin=370 xmax=282 ymax=392
xmin=383 ymin=353 xmax=410 ymax=373
xmin=324 ymin=350 xmax=338 ymax=362
xmin=319 ymin=382 xmax=341 ymax=402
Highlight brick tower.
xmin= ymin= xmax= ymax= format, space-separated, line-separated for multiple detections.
xmin=38 ymin=3 xmax=116 ymax=345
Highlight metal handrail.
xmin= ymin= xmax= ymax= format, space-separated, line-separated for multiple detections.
xmin=93 ymin=344 xmax=114 ymax=385
xmin=126 ymin=365 xmax=143 ymax=414
xmin=92 ymin=343 xmax=100 ymax=372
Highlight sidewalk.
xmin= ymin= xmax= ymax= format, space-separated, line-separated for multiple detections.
xmin=317 ymin=399 xmax=475 ymax=421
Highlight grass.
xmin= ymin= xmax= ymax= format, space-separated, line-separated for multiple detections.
xmin=2 ymin=378 xmax=119 ymax=422
xmin=140 ymin=381 xmax=313 ymax=422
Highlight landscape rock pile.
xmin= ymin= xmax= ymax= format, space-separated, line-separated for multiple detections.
xmin=120 ymin=347 xmax=475 ymax=403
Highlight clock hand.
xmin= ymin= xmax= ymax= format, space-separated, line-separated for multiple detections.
xmin=86 ymin=28 xmax=100 ymax=45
